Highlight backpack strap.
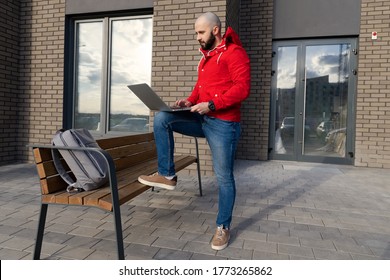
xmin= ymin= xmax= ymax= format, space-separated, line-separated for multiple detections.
xmin=51 ymin=130 xmax=83 ymax=193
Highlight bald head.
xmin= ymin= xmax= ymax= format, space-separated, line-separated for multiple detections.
xmin=195 ymin=12 xmax=221 ymax=31
xmin=195 ymin=12 xmax=222 ymax=50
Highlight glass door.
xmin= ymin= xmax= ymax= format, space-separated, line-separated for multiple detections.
xmin=270 ymin=39 xmax=357 ymax=164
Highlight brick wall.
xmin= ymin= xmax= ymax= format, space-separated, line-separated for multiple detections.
xmin=356 ymin=0 xmax=390 ymax=168
xmin=237 ymin=0 xmax=273 ymax=160
xmin=18 ymin=0 xmax=65 ymax=162
xmin=152 ymin=0 xmax=228 ymax=175
xmin=0 ymin=0 xmax=20 ymax=165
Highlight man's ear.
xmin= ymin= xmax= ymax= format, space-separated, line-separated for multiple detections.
xmin=212 ymin=25 xmax=220 ymax=36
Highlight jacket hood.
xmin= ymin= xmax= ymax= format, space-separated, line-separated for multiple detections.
xmin=222 ymin=27 xmax=242 ymax=47
xmin=199 ymin=27 xmax=243 ymax=57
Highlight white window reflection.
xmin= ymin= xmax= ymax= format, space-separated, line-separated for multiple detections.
xmin=109 ymin=17 xmax=152 ymax=132
xmin=74 ymin=21 xmax=103 ymax=131
xmin=73 ymin=16 xmax=152 ymax=134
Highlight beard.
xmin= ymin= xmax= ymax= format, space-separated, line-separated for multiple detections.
xmin=200 ymin=32 xmax=216 ymax=50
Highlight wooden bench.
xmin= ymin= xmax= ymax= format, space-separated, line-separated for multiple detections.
xmin=30 ymin=132 xmax=202 ymax=260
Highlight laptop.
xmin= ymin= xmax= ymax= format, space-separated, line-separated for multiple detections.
xmin=127 ymin=83 xmax=192 ymax=112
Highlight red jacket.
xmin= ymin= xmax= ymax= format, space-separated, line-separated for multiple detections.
xmin=187 ymin=27 xmax=251 ymax=122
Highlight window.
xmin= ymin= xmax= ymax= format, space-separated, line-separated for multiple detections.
xmin=72 ymin=15 xmax=152 ymax=135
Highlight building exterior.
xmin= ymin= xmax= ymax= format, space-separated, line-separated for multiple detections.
xmin=1 ymin=0 xmax=390 ymax=174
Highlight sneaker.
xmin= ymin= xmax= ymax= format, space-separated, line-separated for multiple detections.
xmin=138 ymin=173 xmax=177 ymax=190
xmin=211 ymin=225 xmax=230 ymax=250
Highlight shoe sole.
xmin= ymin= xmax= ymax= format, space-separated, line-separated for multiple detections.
xmin=211 ymin=235 xmax=230 ymax=250
xmin=211 ymin=242 xmax=228 ymax=250
xmin=138 ymin=176 xmax=176 ymax=190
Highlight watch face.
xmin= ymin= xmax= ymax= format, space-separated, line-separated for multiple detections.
xmin=209 ymin=101 xmax=215 ymax=111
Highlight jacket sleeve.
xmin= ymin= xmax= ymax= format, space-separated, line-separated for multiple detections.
xmin=212 ymin=47 xmax=251 ymax=110
xmin=187 ymin=81 xmax=199 ymax=105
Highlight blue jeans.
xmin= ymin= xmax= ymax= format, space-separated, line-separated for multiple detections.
xmin=153 ymin=111 xmax=241 ymax=228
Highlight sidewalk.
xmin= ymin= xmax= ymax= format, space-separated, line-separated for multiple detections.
xmin=0 ymin=160 xmax=389 ymax=260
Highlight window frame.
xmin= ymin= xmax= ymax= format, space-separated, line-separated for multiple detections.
xmin=64 ymin=10 xmax=153 ymax=137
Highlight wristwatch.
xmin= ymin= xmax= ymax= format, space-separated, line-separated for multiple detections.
xmin=208 ymin=100 xmax=216 ymax=111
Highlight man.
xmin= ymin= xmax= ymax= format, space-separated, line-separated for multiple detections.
xmin=138 ymin=12 xmax=251 ymax=250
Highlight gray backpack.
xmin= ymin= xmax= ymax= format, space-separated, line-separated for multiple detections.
xmin=51 ymin=128 xmax=109 ymax=192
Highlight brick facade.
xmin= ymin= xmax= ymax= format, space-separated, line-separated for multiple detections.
xmin=1 ymin=0 xmax=390 ymax=172
xmin=356 ymin=0 xmax=390 ymax=168
xmin=238 ymin=0 xmax=273 ymax=161
xmin=19 ymin=0 xmax=65 ymax=164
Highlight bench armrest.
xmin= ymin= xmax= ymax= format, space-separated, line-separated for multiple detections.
xmin=27 ymin=144 xmax=118 ymax=195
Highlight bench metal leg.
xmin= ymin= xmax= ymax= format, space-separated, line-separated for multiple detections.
xmin=194 ymin=137 xmax=203 ymax=196
xmin=112 ymin=204 xmax=125 ymax=260
xmin=34 ymin=203 xmax=48 ymax=260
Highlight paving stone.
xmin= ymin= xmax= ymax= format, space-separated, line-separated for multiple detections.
xmin=0 ymin=225 xmax=23 ymax=236
xmin=27 ymin=242 xmax=66 ymax=257
xmin=235 ymin=229 xmax=267 ymax=242
xmin=351 ymin=253 xmax=384 ymax=260
xmin=12 ymin=228 xmax=36 ymax=239
xmin=94 ymin=229 xmax=116 ymax=241
xmin=41 ymin=231 xmax=73 ymax=244
xmin=68 ymin=226 xmax=103 ymax=238
xmin=123 ymin=224 xmax=157 ymax=237
xmin=85 ymin=249 xmax=118 ymax=260
xmin=252 ymin=251 xmax=290 ymax=260
xmin=289 ymin=229 xmax=322 ymax=240
xmin=216 ymin=246 xmax=253 ymax=259
xmin=243 ymin=239 xmax=277 ymax=254
xmin=300 ymin=237 xmax=336 ymax=250
xmin=183 ymin=241 xmax=216 ymax=256
xmin=125 ymin=243 xmax=160 ymax=260
xmin=151 ymin=228 xmax=184 ymax=239
xmin=333 ymin=241 xmax=374 ymax=256
xmin=368 ymin=247 xmax=390 ymax=259
xmin=179 ymin=232 xmax=213 ymax=243
xmin=0 ymin=234 xmax=13 ymax=244
xmin=154 ymin=248 xmax=192 ymax=260
xmin=151 ymin=237 xmax=187 ymax=250
xmin=313 ymin=248 xmax=352 ymax=260
xmin=73 ymin=219 xmax=106 ymax=229
xmin=267 ymin=234 xmax=300 ymax=246
xmin=62 ymin=235 xmax=101 ymax=249
xmin=90 ymin=239 xmax=119 ymax=253
xmin=46 ymin=223 xmax=77 ymax=234
xmin=123 ymin=233 xmax=158 ymax=246
xmin=1 ymin=161 xmax=390 ymax=260
xmin=278 ymin=244 xmax=314 ymax=259
xmin=190 ymin=253 xmax=227 ymax=260
xmin=54 ymin=245 xmax=95 ymax=260
xmin=0 ymin=236 xmax=35 ymax=251
xmin=0 ymin=248 xmax=30 ymax=260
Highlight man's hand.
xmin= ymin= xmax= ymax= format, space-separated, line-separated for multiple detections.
xmin=191 ymin=102 xmax=210 ymax=115
xmin=175 ymin=99 xmax=193 ymax=108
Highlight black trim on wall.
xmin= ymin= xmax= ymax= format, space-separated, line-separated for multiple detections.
xmin=273 ymin=0 xmax=361 ymax=39
xmin=66 ymin=0 xmax=153 ymax=15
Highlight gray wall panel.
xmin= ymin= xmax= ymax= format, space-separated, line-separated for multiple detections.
xmin=66 ymin=0 xmax=153 ymax=15
xmin=273 ymin=0 xmax=361 ymax=39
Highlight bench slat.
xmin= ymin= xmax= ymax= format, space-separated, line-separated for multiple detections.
xmin=33 ymin=147 xmax=52 ymax=164
xmin=106 ymin=141 xmax=156 ymax=159
xmin=114 ymin=148 xmax=157 ymax=171
xmin=36 ymin=159 xmax=71 ymax=179
xmin=97 ymin=132 xmax=154 ymax=149
xmin=41 ymin=190 xmax=67 ymax=204
xmin=98 ymin=182 xmax=151 ymax=211
xmin=40 ymin=175 xmax=68 ymax=194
